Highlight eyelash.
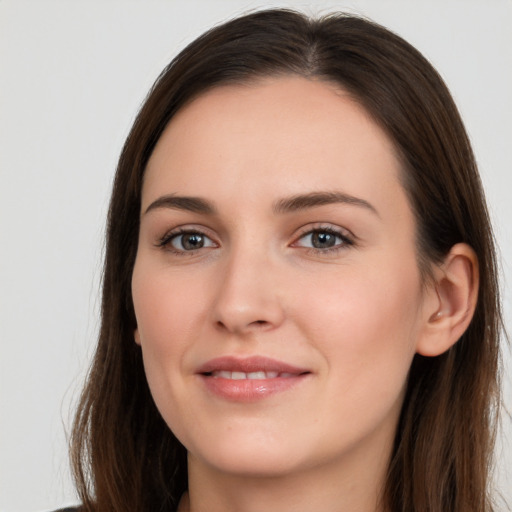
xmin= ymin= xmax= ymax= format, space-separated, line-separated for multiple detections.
xmin=156 ymin=227 xmax=217 ymax=256
xmin=156 ymin=225 xmax=355 ymax=256
xmin=292 ymin=225 xmax=355 ymax=255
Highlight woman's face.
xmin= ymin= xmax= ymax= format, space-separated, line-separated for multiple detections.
xmin=132 ymin=77 xmax=431 ymax=480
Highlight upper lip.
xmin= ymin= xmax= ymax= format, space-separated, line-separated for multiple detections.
xmin=196 ymin=356 xmax=310 ymax=375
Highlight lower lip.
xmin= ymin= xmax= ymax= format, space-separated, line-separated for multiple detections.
xmin=198 ymin=374 xmax=309 ymax=402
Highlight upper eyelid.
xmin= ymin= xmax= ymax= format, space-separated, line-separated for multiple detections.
xmin=293 ymin=223 xmax=355 ymax=240
xmin=160 ymin=224 xmax=215 ymax=237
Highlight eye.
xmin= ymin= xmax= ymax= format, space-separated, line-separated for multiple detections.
xmin=158 ymin=229 xmax=217 ymax=253
xmin=293 ymin=227 xmax=353 ymax=252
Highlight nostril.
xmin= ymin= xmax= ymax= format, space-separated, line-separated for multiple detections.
xmin=252 ymin=320 xmax=270 ymax=327
xmin=215 ymin=319 xmax=269 ymax=333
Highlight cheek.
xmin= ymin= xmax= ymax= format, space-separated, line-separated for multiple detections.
xmin=132 ymin=262 xmax=207 ymax=356
xmin=131 ymin=264 xmax=199 ymax=422
xmin=294 ymin=256 xmax=423 ymax=395
xmin=131 ymin=263 xmax=205 ymax=435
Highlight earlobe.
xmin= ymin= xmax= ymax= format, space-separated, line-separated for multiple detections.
xmin=416 ymin=243 xmax=479 ymax=357
xmin=134 ymin=328 xmax=141 ymax=346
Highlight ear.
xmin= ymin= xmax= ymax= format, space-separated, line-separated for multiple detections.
xmin=416 ymin=243 xmax=479 ymax=357
xmin=134 ymin=328 xmax=141 ymax=346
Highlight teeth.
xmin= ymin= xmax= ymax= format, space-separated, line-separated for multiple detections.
xmin=211 ymin=370 xmax=294 ymax=379
xmin=247 ymin=371 xmax=266 ymax=380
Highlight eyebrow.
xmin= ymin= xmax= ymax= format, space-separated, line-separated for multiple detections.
xmin=144 ymin=191 xmax=378 ymax=217
xmin=144 ymin=195 xmax=216 ymax=215
xmin=272 ymin=191 xmax=379 ymax=217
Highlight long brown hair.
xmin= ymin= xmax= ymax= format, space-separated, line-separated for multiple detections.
xmin=70 ymin=9 xmax=502 ymax=512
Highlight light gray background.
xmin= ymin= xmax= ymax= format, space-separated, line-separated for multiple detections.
xmin=1 ymin=1 xmax=511 ymax=511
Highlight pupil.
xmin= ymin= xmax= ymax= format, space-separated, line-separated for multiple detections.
xmin=183 ymin=234 xmax=204 ymax=250
xmin=312 ymin=232 xmax=335 ymax=248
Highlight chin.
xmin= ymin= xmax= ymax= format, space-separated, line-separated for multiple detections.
xmin=187 ymin=432 xmax=311 ymax=478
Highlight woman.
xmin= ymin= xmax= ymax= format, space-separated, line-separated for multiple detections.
xmin=69 ymin=9 xmax=502 ymax=512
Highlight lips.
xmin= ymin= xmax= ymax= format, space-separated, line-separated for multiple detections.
xmin=197 ymin=355 xmax=309 ymax=375
xmin=210 ymin=370 xmax=296 ymax=379
xmin=196 ymin=356 xmax=311 ymax=401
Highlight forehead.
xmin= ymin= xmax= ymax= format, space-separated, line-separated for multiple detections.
xmin=143 ymin=76 xmax=407 ymax=222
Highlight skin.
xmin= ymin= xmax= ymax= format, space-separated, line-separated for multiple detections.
xmin=131 ymin=76 xmax=478 ymax=512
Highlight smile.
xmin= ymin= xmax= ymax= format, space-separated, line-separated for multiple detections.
xmin=197 ymin=356 xmax=311 ymax=401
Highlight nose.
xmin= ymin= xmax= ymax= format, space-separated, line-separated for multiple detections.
xmin=211 ymin=247 xmax=285 ymax=335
